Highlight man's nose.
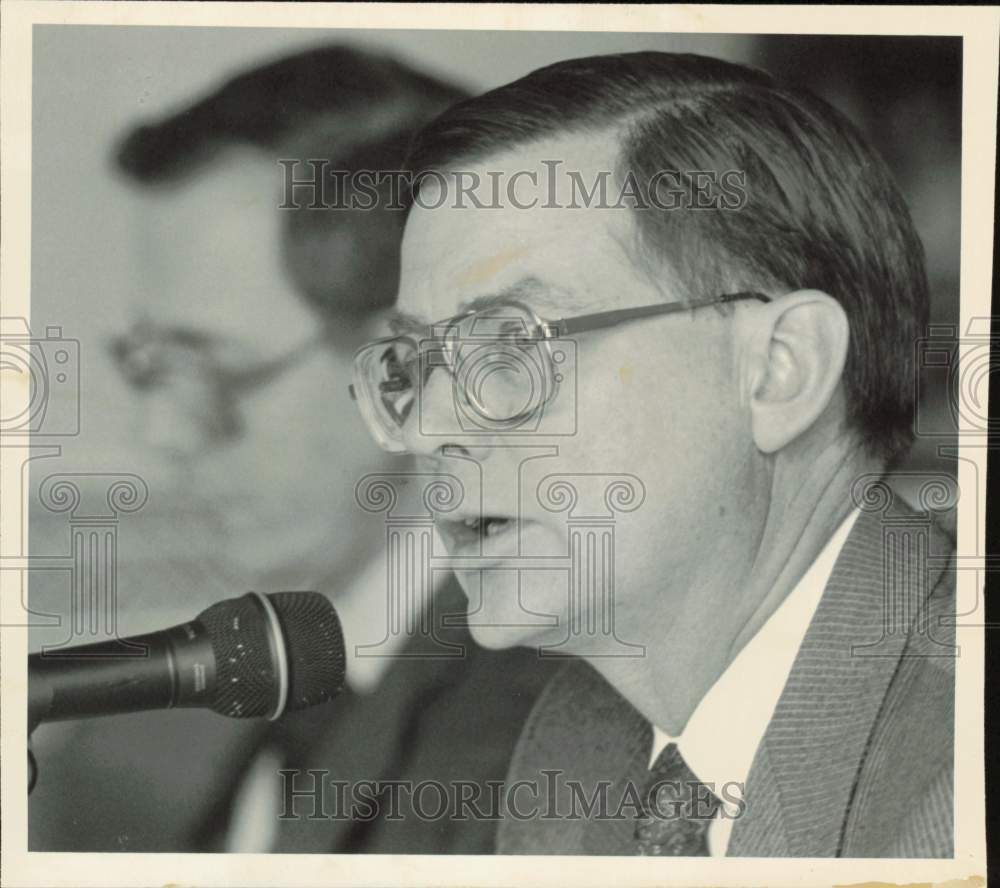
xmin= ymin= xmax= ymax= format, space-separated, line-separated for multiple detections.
xmin=400 ymin=363 xmax=470 ymax=460
xmin=140 ymin=392 xmax=206 ymax=460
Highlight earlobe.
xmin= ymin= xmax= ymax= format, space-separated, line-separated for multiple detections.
xmin=749 ymin=290 xmax=849 ymax=453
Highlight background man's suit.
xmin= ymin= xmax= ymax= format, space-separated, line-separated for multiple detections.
xmin=258 ymin=581 xmax=561 ymax=853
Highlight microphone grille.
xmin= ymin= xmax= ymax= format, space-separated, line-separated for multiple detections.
xmin=266 ymin=591 xmax=346 ymax=712
xmin=198 ymin=593 xmax=279 ymax=718
xmin=197 ymin=591 xmax=345 ymax=719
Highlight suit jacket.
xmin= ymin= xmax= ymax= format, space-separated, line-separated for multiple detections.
xmin=497 ymin=499 xmax=956 ymax=857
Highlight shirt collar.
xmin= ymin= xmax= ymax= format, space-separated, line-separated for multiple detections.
xmin=649 ymin=507 xmax=861 ymax=791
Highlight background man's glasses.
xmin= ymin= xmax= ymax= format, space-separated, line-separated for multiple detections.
xmin=109 ymin=324 xmax=325 ymax=445
xmin=349 ymin=291 xmax=771 ymax=454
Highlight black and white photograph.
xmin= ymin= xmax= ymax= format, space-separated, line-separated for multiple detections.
xmin=1 ymin=3 xmax=994 ymax=887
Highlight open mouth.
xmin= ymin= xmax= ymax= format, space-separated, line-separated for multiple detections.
xmin=436 ymin=514 xmax=517 ymax=551
xmin=463 ymin=516 xmax=513 ymax=537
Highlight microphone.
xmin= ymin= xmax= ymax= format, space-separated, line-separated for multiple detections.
xmin=28 ymin=591 xmax=345 ymax=730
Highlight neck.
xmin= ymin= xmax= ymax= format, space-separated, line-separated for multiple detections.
xmin=726 ymin=441 xmax=870 ymax=657
xmin=590 ymin=437 xmax=880 ymax=736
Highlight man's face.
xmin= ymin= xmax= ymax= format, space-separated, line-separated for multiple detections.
xmin=123 ymin=149 xmax=394 ymax=587
xmin=394 ymin=134 xmax=765 ymax=653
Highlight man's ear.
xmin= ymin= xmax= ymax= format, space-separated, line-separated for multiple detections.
xmin=748 ymin=290 xmax=849 ymax=453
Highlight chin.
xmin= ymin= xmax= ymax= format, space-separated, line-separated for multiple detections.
xmin=463 ymin=621 xmax=547 ymax=651
xmin=452 ymin=568 xmax=565 ymax=652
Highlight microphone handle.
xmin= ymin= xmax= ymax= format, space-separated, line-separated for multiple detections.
xmin=29 ymin=621 xmax=217 ymax=728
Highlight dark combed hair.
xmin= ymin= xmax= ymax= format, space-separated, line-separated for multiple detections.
xmin=408 ymin=52 xmax=930 ymax=465
xmin=115 ymin=44 xmax=468 ymax=320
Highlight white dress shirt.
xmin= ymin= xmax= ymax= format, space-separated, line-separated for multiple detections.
xmin=647 ymin=509 xmax=860 ymax=856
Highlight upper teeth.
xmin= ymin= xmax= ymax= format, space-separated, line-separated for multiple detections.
xmin=461 ymin=517 xmax=509 ymax=535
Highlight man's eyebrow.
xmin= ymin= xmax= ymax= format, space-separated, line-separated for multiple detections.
xmin=457 ymin=277 xmax=586 ymax=317
xmin=125 ymin=322 xmax=217 ymax=350
xmin=386 ymin=277 xmax=588 ymax=334
xmin=158 ymin=326 xmax=218 ymax=349
xmin=386 ymin=310 xmax=428 ymax=335
xmin=125 ymin=323 xmax=259 ymax=360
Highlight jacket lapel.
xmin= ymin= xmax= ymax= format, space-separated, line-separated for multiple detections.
xmin=724 ymin=741 xmax=792 ymax=855
xmin=729 ymin=501 xmax=946 ymax=856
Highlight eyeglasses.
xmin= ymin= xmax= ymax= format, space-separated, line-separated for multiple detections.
xmin=349 ymin=291 xmax=771 ymax=453
xmin=109 ymin=323 xmax=326 ymax=444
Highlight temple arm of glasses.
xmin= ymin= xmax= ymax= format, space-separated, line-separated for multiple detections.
xmin=551 ymin=291 xmax=772 ymax=337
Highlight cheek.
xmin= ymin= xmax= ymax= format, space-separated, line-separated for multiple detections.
xmin=220 ymin=363 xmax=342 ymax=480
xmin=572 ymin=343 xmax=693 ymax=458
xmin=573 ymin=334 xmax=749 ymax=499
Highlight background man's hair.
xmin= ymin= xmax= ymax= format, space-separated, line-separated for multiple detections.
xmin=115 ymin=44 xmax=468 ymax=321
xmin=407 ymin=51 xmax=930 ymax=465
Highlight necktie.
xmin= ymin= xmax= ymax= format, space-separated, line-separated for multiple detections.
xmin=635 ymin=742 xmax=721 ymax=856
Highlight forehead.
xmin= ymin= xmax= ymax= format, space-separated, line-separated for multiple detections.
xmin=397 ymin=133 xmax=671 ymax=324
xmin=132 ymin=149 xmax=319 ymax=349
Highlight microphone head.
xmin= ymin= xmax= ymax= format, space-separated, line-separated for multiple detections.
xmin=197 ymin=591 xmax=345 ymax=719
xmin=267 ymin=591 xmax=346 ymax=712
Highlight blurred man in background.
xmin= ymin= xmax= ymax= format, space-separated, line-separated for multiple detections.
xmin=30 ymin=44 xmax=557 ymax=854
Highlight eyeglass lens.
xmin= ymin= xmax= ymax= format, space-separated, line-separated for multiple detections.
xmin=360 ymin=304 xmax=557 ymax=446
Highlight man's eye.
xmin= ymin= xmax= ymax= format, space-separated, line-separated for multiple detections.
xmin=378 ymin=348 xmax=415 ymax=392
xmin=496 ymin=322 xmax=539 ymax=350
xmin=129 ymin=372 xmax=162 ymax=391
xmin=379 ymin=377 xmax=411 ymax=394
xmin=115 ymin=350 xmax=167 ymax=390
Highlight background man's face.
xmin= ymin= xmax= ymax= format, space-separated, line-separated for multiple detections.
xmin=396 ymin=135 xmax=766 ymax=654
xmin=127 ymin=150 xmax=393 ymax=588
